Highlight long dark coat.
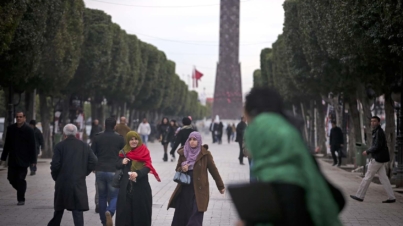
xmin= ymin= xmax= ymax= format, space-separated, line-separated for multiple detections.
xmin=168 ymin=146 xmax=224 ymax=212
xmin=1 ymin=123 xmax=36 ymax=167
xmin=50 ymin=136 xmax=98 ymax=211
xmin=115 ymin=157 xmax=152 ymax=226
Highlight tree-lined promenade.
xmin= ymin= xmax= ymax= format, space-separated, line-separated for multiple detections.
xmin=0 ymin=1 xmax=209 ymax=157
xmin=254 ymin=0 xmax=403 ymax=178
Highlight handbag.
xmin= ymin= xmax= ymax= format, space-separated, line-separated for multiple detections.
xmin=173 ymin=170 xmax=191 ymax=185
xmin=112 ymin=150 xmax=127 ymax=188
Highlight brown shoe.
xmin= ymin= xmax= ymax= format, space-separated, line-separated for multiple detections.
xmin=105 ymin=211 xmax=113 ymax=226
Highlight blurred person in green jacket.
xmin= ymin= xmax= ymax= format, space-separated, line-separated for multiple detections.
xmin=236 ymin=87 xmax=343 ymax=226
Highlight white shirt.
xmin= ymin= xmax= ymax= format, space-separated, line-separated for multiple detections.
xmin=137 ymin=123 xmax=151 ymax=135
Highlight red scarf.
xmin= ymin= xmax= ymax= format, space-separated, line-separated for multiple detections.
xmin=119 ymin=144 xmax=161 ymax=182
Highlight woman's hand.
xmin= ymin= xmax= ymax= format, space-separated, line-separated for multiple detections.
xmin=122 ymin=158 xmax=130 ymax=165
xmin=182 ymin=164 xmax=189 ymax=172
xmin=129 ymin=172 xmax=138 ymax=181
xmin=220 ymin=188 xmax=225 ymax=194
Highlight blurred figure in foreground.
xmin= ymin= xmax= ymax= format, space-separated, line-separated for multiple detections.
xmin=237 ymin=87 xmax=342 ymax=226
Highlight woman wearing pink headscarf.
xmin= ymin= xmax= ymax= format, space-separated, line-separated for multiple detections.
xmin=168 ymin=132 xmax=225 ymax=226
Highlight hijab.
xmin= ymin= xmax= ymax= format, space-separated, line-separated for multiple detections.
xmin=120 ymin=131 xmax=160 ymax=182
xmin=181 ymin=131 xmax=202 ymax=170
xmin=245 ymin=113 xmax=341 ymax=226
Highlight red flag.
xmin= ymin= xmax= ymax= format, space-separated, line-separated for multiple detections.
xmin=192 ymin=68 xmax=204 ymax=88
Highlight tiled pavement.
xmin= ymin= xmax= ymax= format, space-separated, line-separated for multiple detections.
xmin=0 ymin=135 xmax=402 ymax=226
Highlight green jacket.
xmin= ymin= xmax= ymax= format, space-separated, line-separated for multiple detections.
xmin=245 ymin=113 xmax=342 ymax=226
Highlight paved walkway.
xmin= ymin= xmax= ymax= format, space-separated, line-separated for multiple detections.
xmin=0 ymin=135 xmax=402 ymax=226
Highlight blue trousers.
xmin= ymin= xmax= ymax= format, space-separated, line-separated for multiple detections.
xmin=96 ymin=171 xmax=119 ymax=224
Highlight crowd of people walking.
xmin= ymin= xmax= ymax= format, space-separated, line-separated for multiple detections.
xmin=1 ymin=86 xmax=399 ymax=226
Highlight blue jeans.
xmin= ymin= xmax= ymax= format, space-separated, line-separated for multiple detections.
xmin=96 ymin=172 xmax=119 ymax=224
xmin=141 ymin=135 xmax=149 ymax=146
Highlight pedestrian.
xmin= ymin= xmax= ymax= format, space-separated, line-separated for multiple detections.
xmin=0 ymin=111 xmax=36 ymax=205
xmin=168 ymin=131 xmax=225 ymax=226
xmin=91 ymin=117 xmax=125 ymax=226
xmin=90 ymin=119 xmax=103 ymax=143
xmin=217 ymin=121 xmax=224 ymax=144
xmin=329 ymin=121 xmax=344 ymax=166
xmin=237 ymin=87 xmax=342 ymax=226
xmin=28 ymin=119 xmax=44 ymax=176
xmin=115 ymin=116 xmax=130 ymax=139
xmin=115 ymin=131 xmax=161 ymax=226
xmin=209 ymin=119 xmax=216 ymax=143
xmin=235 ymin=117 xmax=247 ymax=165
xmin=137 ymin=118 xmax=151 ymax=146
xmin=169 ymin=119 xmax=178 ymax=149
xmin=159 ymin=117 xmax=171 ymax=162
xmin=48 ymin=124 xmax=98 ymax=226
xmin=226 ymin=124 xmax=233 ymax=144
xmin=350 ymin=116 xmax=396 ymax=203
xmin=170 ymin=117 xmax=196 ymax=161
xmin=231 ymin=123 xmax=236 ymax=141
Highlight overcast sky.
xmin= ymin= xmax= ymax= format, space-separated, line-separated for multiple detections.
xmin=84 ymin=0 xmax=285 ymax=98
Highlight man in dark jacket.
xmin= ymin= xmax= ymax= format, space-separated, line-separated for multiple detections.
xmin=48 ymin=124 xmax=98 ymax=226
xmin=329 ymin=121 xmax=344 ymax=166
xmin=350 ymin=116 xmax=396 ymax=203
xmin=0 ymin=111 xmax=36 ymax=205
xmin=91 ymin=117 xmax=125 ymax=226
xmin=236 ymin=117 xmax=247 ymax=165
xmin=28 ymin=120 xmax=44 ymax=176
xmin=169 ymin=117 xmax=195 ymax=160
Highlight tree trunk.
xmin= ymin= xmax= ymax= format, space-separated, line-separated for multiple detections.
xmin=90 ymin=100 xmax=98 ymax=123
xmin=300 ymin=102 xmax=308 ymax=143
xmin=331 ymin=95 xmax=343 ymax=127
xmin=346 ymin=101 xmax=356 ymax=164
xmin=128 ymin=107 xmax=135 ymax=128
xmin=24 ymin=89 xmax=36 ymax=121
xmin=384 ymin=95 xmax=396 ymax=179
xmin=358 ymin=84 xmax=373 ymax=146
xmin=61 ymin=97 xmax=70 ymax=126
xmin=39 ymin=93 xmax=52 ymax=158
xmin=122 ymin=102 xmax=127 ymax=118
xmin=349 ymin=97 xmax=363 ymax=166
xmin=316 ymin=101 xmax=327 ymax=156
xmin=2 ymin=87 xmax=11 ymax=143
xmin=309 ymin=100 xmax=315 ymax=150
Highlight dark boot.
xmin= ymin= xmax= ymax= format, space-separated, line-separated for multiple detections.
xmin=163 ymin=153 xmax=168 ymax=162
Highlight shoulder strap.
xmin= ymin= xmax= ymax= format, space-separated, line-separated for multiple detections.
xmin=120 ymin=149 xmax=127 ymax=158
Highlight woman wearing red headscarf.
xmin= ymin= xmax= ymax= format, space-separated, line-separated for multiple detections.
xmin=115 ymin=131 xmax=160 ymax=226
